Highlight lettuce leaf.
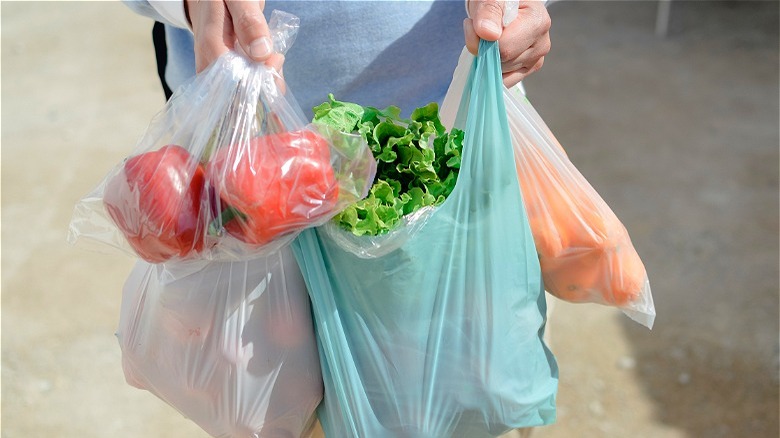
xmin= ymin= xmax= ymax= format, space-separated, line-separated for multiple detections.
xmin=313 ymin=94 xmax=464 ymax=236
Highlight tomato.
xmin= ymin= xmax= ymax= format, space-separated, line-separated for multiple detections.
xmin=103 ymin=144 xmax=206 ymax=263
xmin=208 ymin=130 xmax=339 ymax=245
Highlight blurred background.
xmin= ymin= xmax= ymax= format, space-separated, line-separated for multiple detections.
xmin=2 ymin=1 xmax=777 ymax=437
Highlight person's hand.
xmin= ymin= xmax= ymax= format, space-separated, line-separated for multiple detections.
xmin=185 ymin=0 xmax=284 ymax=73
xmin=464 ymin=0 xmax=551 ymax=87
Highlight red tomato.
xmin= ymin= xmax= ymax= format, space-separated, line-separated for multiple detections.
xmin=208 ymin=130 xmax=339 ymax=245
xmin=104 ymin=145 xmax=206 ymax=263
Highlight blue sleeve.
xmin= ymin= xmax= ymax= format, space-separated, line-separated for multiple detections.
xmin=122 ymin=0 xmax=166 ymax=24
xmin=122 ymin=0 xmax=189 ymax=29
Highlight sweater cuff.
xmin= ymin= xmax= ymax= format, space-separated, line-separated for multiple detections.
xmin=149 ymin=0 xmax=190 ymax=30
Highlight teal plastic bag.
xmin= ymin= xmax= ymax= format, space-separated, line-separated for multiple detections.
xmin=292 ymin=41 xmax=558 ymax=437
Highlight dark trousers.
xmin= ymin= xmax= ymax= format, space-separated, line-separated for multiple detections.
xmin=152 ymin=21 xmax=173 ymax=101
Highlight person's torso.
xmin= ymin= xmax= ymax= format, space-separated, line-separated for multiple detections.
xmin=164 ymin=1 xmax=467 ymax=118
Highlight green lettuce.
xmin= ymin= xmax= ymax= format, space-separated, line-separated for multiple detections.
xmin=313 ymin=94 xmax=464 ymax=236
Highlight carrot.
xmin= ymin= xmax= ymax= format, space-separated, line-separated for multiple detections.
xmin=606 ymin=237 xmax=647 ymax=306
xmin=516 ymin=145 xmax=647 ymax=307
xmin=540 ymin=248 xmax=604 ymax=303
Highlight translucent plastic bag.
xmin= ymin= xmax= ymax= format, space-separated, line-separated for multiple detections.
xmin=68 ymin=10 xmax=376 ymax=264
xmin=442 ymin=48 xmax=655 ymax=329
xmin=117 ymin=247 xmax=322 ymax=438
xmin=292 ymin=41 xmax=558 ymax=438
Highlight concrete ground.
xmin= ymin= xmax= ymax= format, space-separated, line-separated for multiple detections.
xmin=2 ymin=1 xmax=777 ymax=437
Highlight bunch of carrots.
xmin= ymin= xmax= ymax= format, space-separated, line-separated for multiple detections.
xmin=515 ymin=141 xmax=647 ymax=307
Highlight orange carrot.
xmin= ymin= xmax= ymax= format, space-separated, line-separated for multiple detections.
xmin=516 ymin=145 xmax=646 ymax=307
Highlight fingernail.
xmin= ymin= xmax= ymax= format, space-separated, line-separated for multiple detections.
xmin=249 ymin=37 xmax=272 ymax=59
xmin=479 ymin=19 xmax=502 ymax=37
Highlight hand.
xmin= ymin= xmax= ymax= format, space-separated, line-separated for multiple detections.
xmin=185 ymin=0 xmax=284 ymax=73
xmin=464 ymin=0 xmax=551 ymax=87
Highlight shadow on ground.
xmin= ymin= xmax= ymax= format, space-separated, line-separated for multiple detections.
xmin=527 ymin=1 xmax=778 ymax=437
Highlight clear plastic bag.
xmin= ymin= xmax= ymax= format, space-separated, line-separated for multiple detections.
xmin=443 ymin=48 xmax=655 ymax=329
xmin=117 ymin=247 xmax=322 ymax=438
xmin=68 ymin=10 xmax=376 ymax=264
xmin=505 ymin=88 xmax=655 ymax=328
xmin=291 ymin=41 xmax=558 ymax=438
xmin=318 ymin=205 xmax=437 ymax=259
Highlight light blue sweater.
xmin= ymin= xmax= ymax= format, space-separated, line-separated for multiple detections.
xmin=124 ymin=1 xmax=468 ymax=118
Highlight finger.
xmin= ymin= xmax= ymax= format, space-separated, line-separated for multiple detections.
xmin=463 ymin=18 xmax=480 ymax=56
xmin=264 ymin=52 xmax=285 ymax=74
xmin=502 ymin=56 xmax=544 ymax=88
xmin=190 ymin=0 xmax=232 ymax=72
xmin=499 ymin=34 xmax=550 ymax=73
xmin=225 ymin=0 xmax=273 ymax=62
xmin=497 ymin=3 xmax=551 ymax=63
xmin=264 ymin=52 xmax=287 ymax=94
xmin=467 ymin=0 xmax=504 ymax=41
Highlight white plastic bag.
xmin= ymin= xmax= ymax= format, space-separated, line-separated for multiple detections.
xmin=117 ymin=247 xmax=322 ymax=437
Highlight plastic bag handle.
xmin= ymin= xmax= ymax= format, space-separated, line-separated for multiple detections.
xmin=268 ymin=10 xmax=300 ymax=55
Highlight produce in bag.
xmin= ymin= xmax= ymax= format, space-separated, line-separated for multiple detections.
xmin=206 ymin=128 xmax=341 ymax=246
xmin=292 ymin=41 xmax=558 ymax=438
xmin=117 ymin=247 xmax=322 ymax=438
xmin=67 ymin=10 xmax=376 ymax=263
xmin=441 ymin=48 xmax=655 ymax=328
xmin=312 ymin=94 xmax=464 ymax=238
xmin=504 ymin=88 xmax=654 ymax=327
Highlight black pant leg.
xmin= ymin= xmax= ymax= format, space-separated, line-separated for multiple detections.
xmin=152 ymin=21 xmax=173 ymax=101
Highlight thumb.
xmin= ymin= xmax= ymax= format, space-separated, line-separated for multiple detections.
xmin=225 ymin=0 xmax=272 ymax=62
xmin=468 ymin=0 xmax=504 ymax=41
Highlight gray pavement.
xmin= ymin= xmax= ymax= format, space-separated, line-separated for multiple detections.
xmin=2 ymin=1 xmax=778 ymax=437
